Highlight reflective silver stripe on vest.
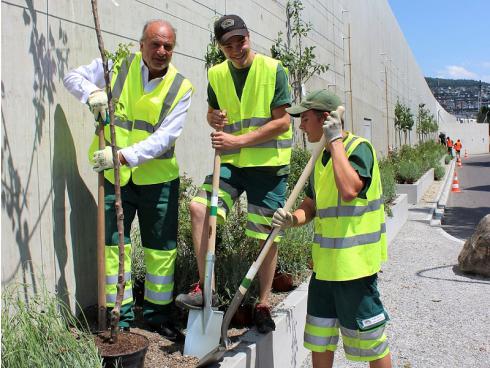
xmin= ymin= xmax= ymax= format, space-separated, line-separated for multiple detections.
xmin=106 ymin=288 xmax=132 ymax=304
xmin=241 ymin=117 xmax=270 ymax=129
xmin=221 ymin=139 xmax=292 ymax=155
xmin=306 ymin=315 xmax=338 ymax=328
xmin=133 ymin=119 xmax=155 ymax=133
xmin=112 ymin=53 xmax=136 ymax=99
xmin=106 ymin=272 xmax=131 ymax=285
xmin=223 ymin=121 xmax=242 ymax=134
xmin=314 ymin=223 xmax=386 ymax=249
xmin=304 ymin=333 xmax=339 ymax=347
xmin=104 ymin=139 xmax=174 ymax=160
xmin=248 ymin=204 xmax=275 ymax=217
xmin=146 ymin=273 xmax=174 ymax=285
xmin=221 ymin=148 xmax=241 ymax=156
xmin=249 ymin=138 xmax=292 ymax=149
xmin=343 ymin=339 xmax=389 ymax=358
xmin=340 ymin=324 xmax=386 ymax=340
xmin=317 ymin=199 xmax=383 ymax=218
xmin=114 ymin=118 xmax=133 ymax=130
xmin=145 ymin=288 xmax=173 ymax=302
xmin=154 ymin=73 xmax=186 ymax=131
xmin=246 ymin=221 xmax=271 ymax=235
xmin=344 ymin=135 xmax=360 ymax=153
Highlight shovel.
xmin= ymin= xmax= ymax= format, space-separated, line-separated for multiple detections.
xmin=197 ymin=106 xmax=345 ymax=367
xmin=183 ymin=143 xmax=224 ymax=359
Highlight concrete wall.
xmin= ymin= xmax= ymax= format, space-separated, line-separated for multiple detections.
xmin=2 ymin=0 xmax=488 ymax=310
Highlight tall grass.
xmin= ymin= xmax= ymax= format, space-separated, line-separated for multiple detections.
xmin=1 ymin=284 xmax=102 ymax=368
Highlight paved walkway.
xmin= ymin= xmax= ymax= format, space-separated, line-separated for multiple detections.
xmin=301 ymin=182 xmax=490 ymax=367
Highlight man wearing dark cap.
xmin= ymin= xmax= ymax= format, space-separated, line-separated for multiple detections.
xmin=272 ymin=90 xmax=392 ymax=367
xmin=175 ymin=14 xmax=292 ymax=334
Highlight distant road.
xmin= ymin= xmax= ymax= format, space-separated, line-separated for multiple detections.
xmin=442 ymin=153 xmax=490 ymax=240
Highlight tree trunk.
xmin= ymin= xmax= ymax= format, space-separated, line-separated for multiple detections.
xmin=90 ymin=0 xmax=126 ymax=343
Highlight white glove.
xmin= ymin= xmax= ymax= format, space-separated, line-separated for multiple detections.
xmin=271 ymin=208 xmax=295 ymax=229
xmin=322 ymin=110 xmax=343 ymax=143
xmin=93 ymin=147 xmax=116 ymax=172
xmin=87 ymin=89 xmax=109 ymax=127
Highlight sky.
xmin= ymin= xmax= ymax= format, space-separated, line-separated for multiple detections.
xmin=387 ymin=0 xmax=490 ymax=83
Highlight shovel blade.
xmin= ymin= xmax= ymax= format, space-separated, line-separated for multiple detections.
xmin=184 ymin=308 xmax=224 ymax=360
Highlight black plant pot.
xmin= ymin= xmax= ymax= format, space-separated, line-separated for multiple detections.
xmin=96 ymin=331 xmax=149 ymax=368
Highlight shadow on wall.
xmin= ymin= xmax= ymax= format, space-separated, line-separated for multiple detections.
xmin=1 ymin=82 xmax=39 ymax=298
xmin=53 ymin=105 xmax=97 ymax=311
xmin=1 ymin=0 xmax=97 ymax=311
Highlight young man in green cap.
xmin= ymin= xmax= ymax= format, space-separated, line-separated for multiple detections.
xmin=272 ymin=89 xmax=392 ymax=367
xmin=175 ymin=14 xmax=292 ymax=333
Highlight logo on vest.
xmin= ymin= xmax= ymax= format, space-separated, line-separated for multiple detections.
xmin=360 ymin=312 xmax=385 ymax=329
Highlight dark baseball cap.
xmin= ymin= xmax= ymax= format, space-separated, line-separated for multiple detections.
xmin=286 ymin=89 xmax=341 ymax=117
xmin=214 ymin=15 xmax=248 ymax=44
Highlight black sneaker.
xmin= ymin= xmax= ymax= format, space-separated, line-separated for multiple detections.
xmin=150 ymin=321 xmax=184 ymax=342
xmin=254 ymin=303 xmax=276 ymax=334
xmin=175 ymin=283 xmax=218 ymax=310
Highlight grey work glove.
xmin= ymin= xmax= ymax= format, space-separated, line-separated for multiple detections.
xmin=87 ymin=89 xmax=109 ymax=127
xmin=93 ymin=147 xmax=115 ymax=172
xmin=271 ymin=208 xmax=295 ymax=229
xmin=322 ymin=110 xmax=343 ymax=143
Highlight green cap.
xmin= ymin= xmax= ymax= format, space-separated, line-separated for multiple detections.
xmin=286 ymin=89 xmax=341 ymax=117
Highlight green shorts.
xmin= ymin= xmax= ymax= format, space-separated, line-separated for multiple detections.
xmin=304 ymin=273 xmax=390 ymax=362
xmin=192 ymin=164 xmax=287 ymax=241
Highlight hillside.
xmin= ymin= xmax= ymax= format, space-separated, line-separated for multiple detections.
xmin=425 ymin=77 xmax=490 ymax=119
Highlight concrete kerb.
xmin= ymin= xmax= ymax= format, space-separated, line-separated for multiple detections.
xmin=430 ymin=159 xmax=456 ymax=227
xmin=215 ymin=282 xmax=310 ymax=368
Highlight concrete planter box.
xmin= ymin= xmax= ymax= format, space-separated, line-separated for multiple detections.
xmin=385 ymin=193 xmax=408 ymax=244
xmin=396 ymin=168 xmax=434 ymax=204
xmin=218 ymin=282 xmax=309 ymax=368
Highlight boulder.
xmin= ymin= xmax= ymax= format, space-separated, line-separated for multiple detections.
xmin=458 ymin=214 xmax=490 ymax=277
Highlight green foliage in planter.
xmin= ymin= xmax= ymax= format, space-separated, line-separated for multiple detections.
xmin=444 ymin=154 xmax=452 ymax=164
xmin=2 ymin=284 xmax=102 ymax=368
xmin=277 ymin=223 xmax=313 ymax=278
xmin=172 ymin=175 xmax=259 ymax=308
xmin=396 ymin=160 xmax=422 ymax=184
xmin=288 ymin=146 xmax=311 ymax=202
xmin=131 ymin=222 xmax=145 ymax=285
xmin=378 ymin=158 xmax=396 ymax=216
xmin=434 ymin=164 xmax=445 ymax=181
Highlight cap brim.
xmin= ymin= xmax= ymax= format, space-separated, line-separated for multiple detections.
xmin=285 ymin=105 xmax=309 ymax=117
xmin=219 ymin=29 xmax=248 ymax=44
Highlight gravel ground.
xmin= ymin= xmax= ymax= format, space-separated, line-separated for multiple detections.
xmin=301 ymin=181 xmax=490 ymax=368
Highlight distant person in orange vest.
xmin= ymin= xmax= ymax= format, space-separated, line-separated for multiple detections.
xmin=454 ymin=139 xmax=462 ymax=159
xmin=446 ymin=137 xmax=454 ymax=157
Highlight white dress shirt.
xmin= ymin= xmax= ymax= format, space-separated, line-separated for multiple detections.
xmin=63 ymin=58 xmax=192 ymax=167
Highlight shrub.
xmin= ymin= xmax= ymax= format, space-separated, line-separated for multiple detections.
xmin=396 ymin=160 xmax=421 ymax=184
xmin=444 ymin=155 xmax=451 ymax=164
xmin=378 ymin=158 xmax=396 ymax=216
xmin=434 ymin=164 xmax=445 ymax=181
xmin=277 ymin=223 xmax=313 ymax=278
xmin=288 ymin=146 xmax=311 ymax=202
xmin=2 ymin=284 xmax=102 ymax=368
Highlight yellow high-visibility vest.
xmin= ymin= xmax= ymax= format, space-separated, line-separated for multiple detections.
xmin=311 ymin=133 xmax=387 ymax=281
xmin=88 ymin=52 xmax=194 ymax=185
xmin=208 ymin=54 xmax=292 ymax=167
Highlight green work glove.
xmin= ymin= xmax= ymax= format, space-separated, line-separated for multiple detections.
xmin=322 ymin=111 xmax=343 ymax=143
xmin=87 ymin=89 xmax=109 ymax=127
xmin=271 ymin=208 xmax=295 ymax=229
xmin=93 ymin=147 xmax=115 ymax=172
